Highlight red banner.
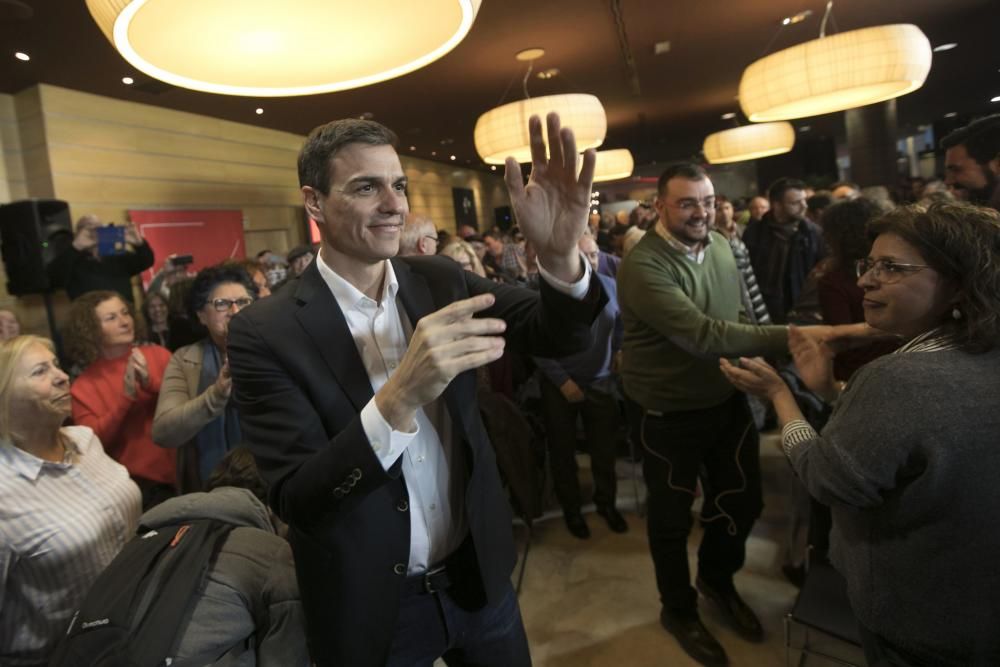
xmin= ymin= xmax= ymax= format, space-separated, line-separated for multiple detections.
xmin=130 ymin=209 xmax=245 ymax=288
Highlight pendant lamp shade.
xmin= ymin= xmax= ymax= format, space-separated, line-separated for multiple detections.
xmin=85 ymin=0 xmax=481 ymax=97
xmin=474 ymin=94 xmax=607 ymax=164
xmin=738 ymin=24 xmax=932 ymax=122
xmin=703 ymin=122 xmax=796 ymax=164
xmin=591 ymin=149 xmax=634 ymax=182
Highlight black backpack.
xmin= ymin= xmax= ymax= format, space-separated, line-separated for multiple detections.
xmin=49 ymin=518 xmax=236 ymax=667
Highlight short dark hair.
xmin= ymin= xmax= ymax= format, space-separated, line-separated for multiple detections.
xmin=205 ymin=447 xmax=269 ymax=503
xmin=188 ymin=264 xmax=258 ymax=320
xmin=298 ymin=119 xmax=398 ymax=194
xmin=807 ymin=193 xmax=833 ymax=213
xmin=820 ymin=197 xmax=880 ymax=268
xmin=940 ymin=114 xmax=1000 ymax=165
xmin=657 ymin=163 xmax=707 ymax=196
xmin=868 ymin=201 xmax=1000 ymax=352
xmin=768 ymin=177 xmax=807 ymax=203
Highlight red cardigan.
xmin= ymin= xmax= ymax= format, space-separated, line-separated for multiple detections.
xmin=71 ymin=345 xmax=176 ymax=486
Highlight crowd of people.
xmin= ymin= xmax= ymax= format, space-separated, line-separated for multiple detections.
xmin=1 ymin=110 xmax=998 ymax=667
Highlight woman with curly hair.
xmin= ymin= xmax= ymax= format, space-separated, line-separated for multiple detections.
xmin=722 ymin=201 xmax=1000 ymax=665
xmin=152 ymin=264 xmax=257 ymax=492
xmin=65 ymin=290 xmax=176 ymax=509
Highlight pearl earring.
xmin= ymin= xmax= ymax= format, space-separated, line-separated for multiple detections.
xmin=952 ymin=307 xmax=962 ymax=320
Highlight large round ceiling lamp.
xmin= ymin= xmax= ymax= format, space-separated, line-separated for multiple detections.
xmin=703 ymin=122 xmax=796 ymax=164
xmin=474 ymin=93 xmax=607 ymax=165
xmin=738 ymin=24 xmax=931 ymax=122
xmin=591 ymin=149 xmax=634 ymax=182
xmin=85 ymin=0 xmax=481 ymax=97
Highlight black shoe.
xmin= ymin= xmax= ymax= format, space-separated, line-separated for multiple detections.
xmin=564 ymin=511 xmax=590 ymax=539
xmin=659 ymin=609 xmax=728 ymax=666
xmin=596 ymin=505 xmax=628 ymax=533
xmin=696 ymin=577 xmax=764 ymax=642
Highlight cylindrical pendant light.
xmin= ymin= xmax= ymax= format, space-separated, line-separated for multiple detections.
xmin=703 ymin=123 xmax=796 ymax=164
xmin=591 ymin=149 xmax=634 ymax=182
xmin=474 ymin=94 xmax=607 ymax=165
xmin=738 ymin=24 xmax=932 ymax=122
xmin=85 ymin=0 xmax=481 ymax=96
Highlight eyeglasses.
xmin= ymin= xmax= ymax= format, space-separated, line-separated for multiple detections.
xmin=210 ymin=297 xmax=254 ymax=312
xmin=669 ymin=197 xmax=716 ymax=213
xmin=855 ymin=258 xmax=930 ymax=284
xmin=423 ymin=235 xmax=439 ymax=244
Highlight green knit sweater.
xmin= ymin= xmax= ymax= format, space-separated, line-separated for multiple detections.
xmin=618 ymin=230 xmax=788 ymax=412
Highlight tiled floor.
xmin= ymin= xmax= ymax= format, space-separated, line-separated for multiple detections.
xmin=509 ymin=434 xmax=866 ymax=666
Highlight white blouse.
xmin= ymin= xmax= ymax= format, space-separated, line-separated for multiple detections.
xmin=0 ymin=425 xmax=141 ymax=666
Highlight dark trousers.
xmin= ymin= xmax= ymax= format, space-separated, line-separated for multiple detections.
xmin=858 ymin=624 xmax=921 ymax=667
xmin=629 ymin=392 xmax=763 ymax=615
xmin=386 ymin=582 xmax=531 ymax=667
xmin=539 ymin=375 xmax=619 ymax=513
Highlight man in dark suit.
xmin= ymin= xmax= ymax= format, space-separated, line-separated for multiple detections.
xmin=228 ymin=113 xmax=604 ymax=666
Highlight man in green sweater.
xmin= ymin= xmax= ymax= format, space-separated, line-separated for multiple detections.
xmin=618 ymin=163 xmax=825 ymax=666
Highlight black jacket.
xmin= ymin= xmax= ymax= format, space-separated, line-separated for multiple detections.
xmin=228 ymin=256 xmax=604 ymax=666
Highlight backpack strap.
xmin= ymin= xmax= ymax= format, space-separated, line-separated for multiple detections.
xmin=129 ymin=519 xmax=235 ymax=664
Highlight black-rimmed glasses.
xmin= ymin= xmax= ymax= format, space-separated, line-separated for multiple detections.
xmin=210 ymin=297 xmax=254 ymax=312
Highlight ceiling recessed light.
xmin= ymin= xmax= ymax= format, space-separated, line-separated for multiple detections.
xmin=536 ymin=68 xmax=560 ymax=80
xmin=799 ymin=125 xmax=811 ymax=132
xmin=992 ymin=96 xmax=1000 ymax=103
xmin=450 ymin=155 xmax=456 ymax=161
xmin=122 ymin=76 xmax=134 ymax=85
xmin=932 ymin=43 xmax=958 ymax=52
xmin=944 ymin=112 xmax=957 ymax=118
xmin=490 ymin=165 xmax=497 ymax=171
xmin=721 ymin=112 xmax=736 ymax=120
xmin=653 ymin=40 xmax=671 ymax=55
xmin=255 ymin=108 xmax=264 ymax=115
xmin=14 ymin=51 xmax=29 ymax=61
xmin=409 ymin=145 xmax=416 ymax=150
xmin=431 ymin=151 xmax=437 ymax=156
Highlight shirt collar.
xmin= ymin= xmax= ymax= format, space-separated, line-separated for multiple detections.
xmin=0 ymin=428 xmax=85 ymax=481
xmin=316 ymin=250 xmax=400 ymax=313
xmin=654 ymin=222 xmax=713 ymax=263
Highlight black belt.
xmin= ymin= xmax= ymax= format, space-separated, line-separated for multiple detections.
xmin=400 ymin=535 xmax=473 ymax=596
xmin=402 ymin=563 xmax=453 ymax=596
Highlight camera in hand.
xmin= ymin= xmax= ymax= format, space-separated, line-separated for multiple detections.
xmin=96 ymin=225 xmax=126 ymax=257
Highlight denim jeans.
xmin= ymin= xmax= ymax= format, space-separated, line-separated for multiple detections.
xmin=628 ymin=392 xmax=763 ymax=615
xmin=387 ymin=582 xmax=531 ymax=667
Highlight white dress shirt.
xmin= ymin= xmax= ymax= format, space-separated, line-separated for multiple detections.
xmin=316 ymin=253 xmax=590 ymax=574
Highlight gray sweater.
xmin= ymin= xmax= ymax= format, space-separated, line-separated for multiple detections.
xmin=140 ymin=487 xmax=309 ymax=667
xmin=790 ymin=348 xmax=1000 ymax=665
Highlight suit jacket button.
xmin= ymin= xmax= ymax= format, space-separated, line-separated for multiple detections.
xmin=397 ymin=500 xmax=408 ymax=512
xmin=393 ymin=563 xmax=406 ymax=575
xmin=333 ymin=488 xmax=345 ymax=498
xmin=351 ymin=468 xmax=362 ymax=481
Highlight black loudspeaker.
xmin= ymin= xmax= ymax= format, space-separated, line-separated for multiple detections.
xmin=0 ymin=199 xmax=73 ymax=295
